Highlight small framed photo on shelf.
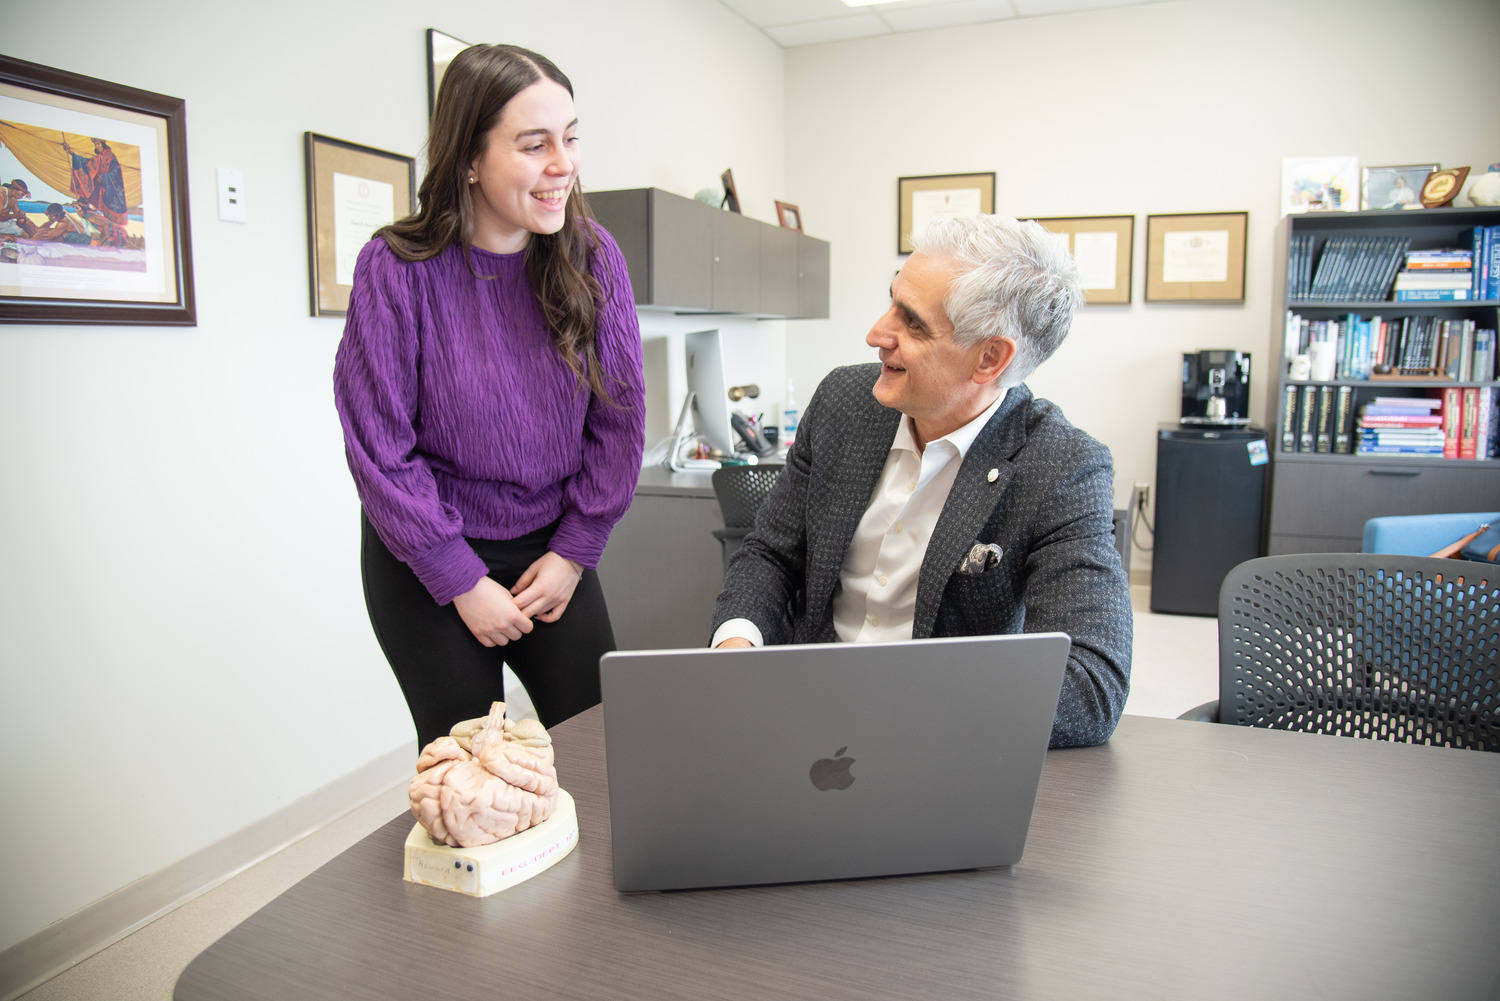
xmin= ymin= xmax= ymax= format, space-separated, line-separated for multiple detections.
xmin=720 ymin=169 xmax=741 ymax=214
xmin=304 ymin=132 xmax=415 ymax=317
xmin=1144 ymin=211 xmax=1248 ymax=303
xmin=1028 ymin=215 xmax=1134 ymax=304
xmin=898 ymin=172 xmax=994 ymax=254
xmin=1281 ymin=156 xmax=1359 ymax=214
xmin=1362 ymin=163 xmax=1437 ymax=210
xmin=774 ymin=200 xmax=803 ymax=232
xmin=426 ymin=29 xmax=470 ymax=120
xmin=0 ymin=54 xmax=196 ymax=326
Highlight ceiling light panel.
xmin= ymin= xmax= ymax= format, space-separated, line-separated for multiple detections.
xmin=719 ymin=0 xmax=871 ymax=27
xmin=764 ymin=12 xmax=894 ymax=44
xmin=878 ymin=0 xmax=1019 ymax=30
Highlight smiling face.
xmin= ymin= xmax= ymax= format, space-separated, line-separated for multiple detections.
xmin=865 ymin=252 xmax=1014 ymax=448
xmin=467 ymin=79 xmax=579 ymax=254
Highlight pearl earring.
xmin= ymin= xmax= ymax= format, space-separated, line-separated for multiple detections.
xmin=467 ymin=176 xmax=476 ymax=184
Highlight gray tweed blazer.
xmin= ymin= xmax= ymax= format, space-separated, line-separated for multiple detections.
xmin=712 ymin=363 xmax=1132 ymax=748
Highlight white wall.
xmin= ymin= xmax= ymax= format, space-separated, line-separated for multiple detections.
xmin=0 ymin=0 xmax=783 ymax=953
xmin=782 ymin=0 xmax=1500 ymax=539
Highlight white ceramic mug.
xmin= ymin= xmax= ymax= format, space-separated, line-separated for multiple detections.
xmin=1288 ymin=354 xmax=1312 ymax=381
xmin=1307 ymin=341 xmax=1338 ymax=382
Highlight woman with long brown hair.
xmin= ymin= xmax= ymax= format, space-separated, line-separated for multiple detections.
xmin=334 ymin=44 xmax=645 ymax=747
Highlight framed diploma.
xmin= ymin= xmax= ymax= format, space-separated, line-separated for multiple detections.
xmin=303 ymin=132 xmax=415 ymax=317
xmin=1145 ymin=212 xmax=1248 ymax=303
xmin=1029 ymin=215 xmax=1134 ymax=305
xmin=898 ymin=172 xmax=994 ymax=254
xmin=0 ymin=54 xmax=196 ymax=326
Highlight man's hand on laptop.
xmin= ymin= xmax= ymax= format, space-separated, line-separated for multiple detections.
xmin=716 ymin=637 xmax=754 ymax=649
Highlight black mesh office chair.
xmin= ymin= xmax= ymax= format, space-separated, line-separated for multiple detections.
xmin=710 ymin=464 xmax=784 ymax=572
xmin=1181 ymin=554 xmax=1499 ymax=751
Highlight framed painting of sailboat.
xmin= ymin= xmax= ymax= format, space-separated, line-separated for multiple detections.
xmin=0 ymin=54 xmax=195 ymax=325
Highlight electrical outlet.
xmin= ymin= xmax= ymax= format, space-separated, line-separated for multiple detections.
xmin=1133 ymin=482 xmax=1150 ymax=508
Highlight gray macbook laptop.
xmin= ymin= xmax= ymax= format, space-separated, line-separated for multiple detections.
xmin=599 ymin=633 xmax=1070 ymax=892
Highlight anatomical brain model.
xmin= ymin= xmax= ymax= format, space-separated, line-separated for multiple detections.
xmin=408 ymin=701 xmax=560 ymax=848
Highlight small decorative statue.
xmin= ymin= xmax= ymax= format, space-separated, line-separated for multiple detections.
xmin=408 ymin=702 xmax=559 ymax=848
xmin=1469 ymin=164 xmax=1500 ymax=207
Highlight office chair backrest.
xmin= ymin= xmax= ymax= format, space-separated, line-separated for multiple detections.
xmin=710 ymin=464 xmax=785 ymax=572
xmin=1218 ymin=554 xmax=1498 ymax=751
xmin=712 ymin=464 xmax=784 ymax=530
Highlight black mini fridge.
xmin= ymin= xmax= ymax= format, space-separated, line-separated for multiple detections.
xmin=1150 ymin=424 xmax=1268 ymax=616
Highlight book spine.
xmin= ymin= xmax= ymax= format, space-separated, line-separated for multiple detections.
xmin=1280 ymin=384 xmax=1299 ymax=452
xmin=1443 ymin=386 xmax=1464 ymax=459
xmin=1298 ymin=385 xmax=1317 ymax=451
xmin=1333 ymin=385 xmax=1354 ymax=453
xmin=1475 ymin=386 xmax=1496 ymax=460
xmin=1459 ymin=387 xmax=1480 ymax=460
xmin=1473 ymin=226 xmax=1485 ymax=300
xmin=1394 ymin=289 xmax=1473 ymax=302
xmin=1315 ymin=386 xmax=1334 ymax=452
xmin=1490 ymin=226 xmax=1500 ymax=300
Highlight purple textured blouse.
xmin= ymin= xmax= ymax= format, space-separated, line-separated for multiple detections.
xmin=333 ymin=226 xmax=646 ymax=605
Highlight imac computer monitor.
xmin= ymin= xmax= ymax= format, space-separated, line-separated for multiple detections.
xmin=685 ymin=329 xmax=736 ymax=455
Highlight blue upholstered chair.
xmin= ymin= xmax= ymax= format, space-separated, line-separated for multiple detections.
xmin=1361 ymin=512 xmax=1500 ymax=556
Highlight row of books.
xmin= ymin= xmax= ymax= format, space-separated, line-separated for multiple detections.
xmin=1283 ymin=311 xmax=1498 ymax=381
xmin=1356 ymin=390 xmax=1499 ymax=458
xmin=1281 ymin=384 xmax=1355 ymax=453
xmin=1280 ymin=388 xmax=1500 ymax=458
xmin=1285 ymin=228 xmax=1500 ymax=303
xmin=1286 ymin=235 xmax=1409 ymax=302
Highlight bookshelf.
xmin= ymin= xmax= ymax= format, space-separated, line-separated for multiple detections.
xmin=1267 ymin=206 xmax=1500 ymax=555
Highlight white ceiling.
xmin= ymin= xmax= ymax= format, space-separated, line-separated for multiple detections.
xmin=718 ymin=0 xmax=1167 ymax=47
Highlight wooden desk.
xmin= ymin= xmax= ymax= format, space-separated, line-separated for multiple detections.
xmin=176 ymin=713 xmax=1500 ymax=1000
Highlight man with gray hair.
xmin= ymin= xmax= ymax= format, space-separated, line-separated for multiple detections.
xmin=711 ymin=215 xmax=1131 ymax=748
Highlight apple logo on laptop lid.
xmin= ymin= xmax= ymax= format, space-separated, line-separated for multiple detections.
xmin=809 ymin=747 xmax=856 ymax=791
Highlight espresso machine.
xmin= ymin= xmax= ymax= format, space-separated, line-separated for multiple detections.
xmin=1152 ymin=350 xmax=1266 ymax=615
xmin=1180 ymin=350 xmax=1252 ymax=425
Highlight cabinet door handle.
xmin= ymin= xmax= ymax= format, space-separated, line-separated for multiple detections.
xmin=1368 ymin=469 xmax=1420 ymax=477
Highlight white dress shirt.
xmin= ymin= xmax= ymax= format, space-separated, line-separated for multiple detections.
xmin=712 ymin=390 xmax=1005 ymax=648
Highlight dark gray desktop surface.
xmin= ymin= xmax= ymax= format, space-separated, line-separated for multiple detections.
xmin=175 ymin=710 xmax=1500 ymax=1001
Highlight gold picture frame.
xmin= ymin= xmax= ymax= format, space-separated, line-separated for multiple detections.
xmin=1144 ymin=212 xmax=1248 ymax=303
xmin=304 ymin=132 xmax=415 ymax=317
xmin=898 ymin=172 xmax=994 ymax=254
xmin=1030 ymin=215 xmax=1134 ymax=305
xmin=774 ymin=200 xmax=802 ymax=232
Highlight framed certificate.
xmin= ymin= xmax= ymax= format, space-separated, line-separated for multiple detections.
xmin=1030 ymin=215 xmax=1134 ymax=305
xmin=898 ymin=172 xmax=994 ymax=254
xmin=303 ymin=132 xmax=415 ymax=317
xmin=1144 ymin=212 xmax=1248 ymax=303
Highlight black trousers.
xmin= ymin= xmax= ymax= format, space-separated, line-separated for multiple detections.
xmin=360 ymin=514 xmax=613 ymax=748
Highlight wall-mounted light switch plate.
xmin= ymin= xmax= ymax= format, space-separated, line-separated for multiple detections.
xmin=217 ymin=167 xmax=245 ymax=223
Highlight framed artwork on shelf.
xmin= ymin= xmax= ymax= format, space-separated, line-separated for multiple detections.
xmin=1144 ymin=211 xmax=1248 ymax=303
xmin=1362 ymin=163 xmax=1437 ymax=211
xmin=774 ymin=200 xmax=802 ymax=232
xmin=1029 ymin=215 xmax=1133 ymax=304
xmin=720 ymin=169 xmax=741 ymax=213
xmin=1281 ymin=156 xmax=1359 ymax=214
xmin=426 ymin=29 xmax=470 ymax=120
xmin=304 ymin=132 xmax=415 ymax=317
xmin=898 ymin=172 xmax=994 ymax=254
xmin=0 ymin=54 xmax=196 ymax=325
